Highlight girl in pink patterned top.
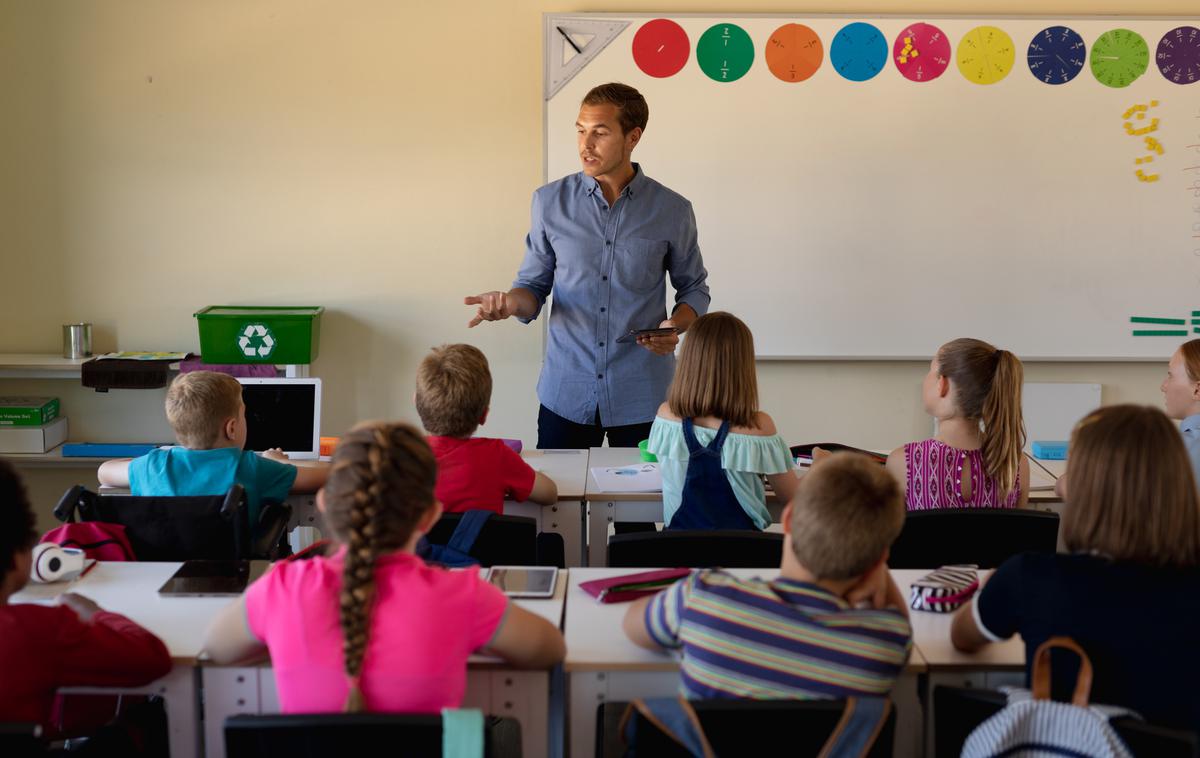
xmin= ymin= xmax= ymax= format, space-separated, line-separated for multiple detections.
xmin=887 ymin=338 xmax=1029 ymax=511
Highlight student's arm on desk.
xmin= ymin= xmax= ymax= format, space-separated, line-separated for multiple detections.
xmin=203 ymin=595 xmax=268 ymax=665
xmin=262 ymin=449 xmax=329 ymax=491
xmin=97 ymin=459 xmax=131 ymax=488
xmin=528 ymin=471 xmax=558 ymax=505
xmin=481 ymin=604 xmax=565 ymax=668
xmin=950 ymin=601 xmax=992 ymax=652
xmin=622 ymin=596 xmax=664 ymax=651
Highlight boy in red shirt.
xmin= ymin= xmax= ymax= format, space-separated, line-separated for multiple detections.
xmin=0 ymin=459 xmax=171 ymax=736
xmin=416 ymin=344 xmax=557 ymax=512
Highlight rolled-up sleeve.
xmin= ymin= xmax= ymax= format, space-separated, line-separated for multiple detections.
xmin=512 ymin=189 xmax=556 ymax=323
xmin=668 ymin=202 xmax=711 ymax=318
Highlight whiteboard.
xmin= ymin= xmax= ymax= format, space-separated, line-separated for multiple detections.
xmin=545 ymin=14 xmax=1200 ymax=359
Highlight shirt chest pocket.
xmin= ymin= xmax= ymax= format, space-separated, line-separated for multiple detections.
xmin=613 ymin=238 xmax=668 ymax=293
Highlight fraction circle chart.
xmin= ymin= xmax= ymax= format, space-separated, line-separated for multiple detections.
xmin=1090 ymin=28 xmax=1149 ymax=88
xmin=1156 ymin=26 xmax=1200 ymax=85
xmin=632 ymin=19 xmax=690 ymax=78
xmin=957 ymin=25 xmax=1015 ymax=84
xmin=696 ymin=23 xmax=755 ymax=83
xmin=1026 ymin=25 xmax=1086 ymax=85
xmin=893 ymin=23 xmax=951 ymax=82
xmin=765 ymin=23 xmax=824 ymax=83
xmin=830 ymin=22 xmax=888 ymax=82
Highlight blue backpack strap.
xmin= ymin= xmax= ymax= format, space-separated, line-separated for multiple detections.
xmin=622 ymin=697 xmax=716 ymax=758
xmin=817 ymin=697 xmax=891 ymax=758
xmin=441 ymin=708 xmax=485 ymax=758
xmin=707 ymin=420 xmax=731 ymax=453
xmin=446 ymin=510 xmax=492 ymax=556
xmin=681 ymin=417 xmax=703 ymax=454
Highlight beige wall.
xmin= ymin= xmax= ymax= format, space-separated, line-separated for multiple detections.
xmin=1 ymin=1 xmax=1190 ymax=525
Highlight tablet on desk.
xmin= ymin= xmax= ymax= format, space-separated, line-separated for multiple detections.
xmin=485 ymin=566 xmax=559 ymax=598
xmin=157 ymin=560 xmax=270 ymax=597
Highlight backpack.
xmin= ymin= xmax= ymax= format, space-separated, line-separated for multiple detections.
xmin=40 ymin=522 xmax=136 ymax=561
xmin=417 ymin=510 xmax=491 ymax=567
xmin=963 ymin=637 xmax=1140 ymax=758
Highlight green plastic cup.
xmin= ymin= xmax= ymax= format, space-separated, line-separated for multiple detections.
xmin=638 ymin=439 xmax=657 ymax=462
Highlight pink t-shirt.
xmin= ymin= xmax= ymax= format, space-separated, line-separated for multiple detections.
xmin=245 ymin=548 xmax=509 ymax=713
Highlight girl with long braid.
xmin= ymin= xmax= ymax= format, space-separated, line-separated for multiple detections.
xmin=204 ymin=421 xmax=565 ymax=712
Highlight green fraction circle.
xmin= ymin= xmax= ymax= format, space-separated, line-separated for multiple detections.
xmin=697 ymin=23 xmax=755 ymax=83
xmin=1090 ymin=28 xmax=1149 ymax=88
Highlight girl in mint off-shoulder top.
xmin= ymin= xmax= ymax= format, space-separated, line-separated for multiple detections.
xmin=647 ymin=312 xmax=798 ymax=530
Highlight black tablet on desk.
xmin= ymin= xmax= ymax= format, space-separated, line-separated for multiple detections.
xmin=157 ymin=560 xmax=270 ymax=596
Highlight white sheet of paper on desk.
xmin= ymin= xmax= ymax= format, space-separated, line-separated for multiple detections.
xmin=1028 ymin=467 xmax=1056 ymax=492
xmin=590 ymin=463 xmax=662 ymax=492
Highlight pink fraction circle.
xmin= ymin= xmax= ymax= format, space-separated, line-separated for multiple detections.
xmin=632 ymin=19 xmax=690 ymax=78
xmin=893 ymin=22 xmax=952 ymax=82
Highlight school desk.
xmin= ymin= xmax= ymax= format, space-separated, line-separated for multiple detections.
xmin=562 ymin=568 xmax=930 ymax=758
xmin=584 ymin=448 xmax=1062 ymax=566
xmin=13 ymin=562 xmax=567 ymax=758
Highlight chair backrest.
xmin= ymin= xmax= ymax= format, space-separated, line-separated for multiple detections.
xmin=54 ymin=485 xmax=252 ymax=561
xmin=599 ymin=699 xmax=894 ymax=758
xmin=933 ymin=686 xmax=1200 ymax=758
xmin=224 ymin=713 xmax=521 ymax=758
xmin=607 ymin=529 xmax=784 ymax=568
xmin=887 ymin=508 xmax=1060 ymax=569
xmin=425 ymin=513 xmax=538 ymax=567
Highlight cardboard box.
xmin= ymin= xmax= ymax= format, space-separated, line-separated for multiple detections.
xmin=0 ymin=397 xmax=60 ymax=426
xmin=0 ymin=416 xmax=69 ymax=453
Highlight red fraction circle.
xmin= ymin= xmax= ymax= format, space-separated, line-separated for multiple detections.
xmin=632 ymin=19 xmax=691 ymax=78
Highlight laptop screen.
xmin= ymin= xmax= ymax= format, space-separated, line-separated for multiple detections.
xmin=238 ymin=379 xmax=322 ymax=458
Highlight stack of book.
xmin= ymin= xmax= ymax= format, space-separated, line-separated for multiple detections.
xmin=0 ymin=397 xmax=68 ymax=453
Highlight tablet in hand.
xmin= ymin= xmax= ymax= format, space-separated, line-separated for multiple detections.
xmin=615 ymin=327 xmax=680 ymax=344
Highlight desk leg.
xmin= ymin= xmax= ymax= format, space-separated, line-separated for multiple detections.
xmin=569 ymin=671 xmax=678 ymax=758
xmin=202 ymin=667 xmax=263 ymax=758
xmin=505 ymin=500 xmax=585 ymax=567
xmin=892 ymin=670 xmax=923 ymax=758
xmin=158 ymin=665 xmax=202 ymax=758
xmin=587 ymin=502 xmax=614 ymax=567
xmin=464 ymin=670 xmax=550 ymax=758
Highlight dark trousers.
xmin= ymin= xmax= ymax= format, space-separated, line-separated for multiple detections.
xmin=537 ymin=405 xmax=653 ymax=450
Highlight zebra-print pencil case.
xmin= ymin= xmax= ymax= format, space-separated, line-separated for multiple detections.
xmin=909 ymin=564 xmax=980 ymax=613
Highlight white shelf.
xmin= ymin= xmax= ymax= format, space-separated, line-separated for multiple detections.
xmin=1 ymin=445 xmax=113 ymax=468
xmin=0 ymin=353 xmax=90 ymax=379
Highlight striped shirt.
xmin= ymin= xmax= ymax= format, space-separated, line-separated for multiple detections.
xmin=645 ymin=570 xmax=912 ymax=700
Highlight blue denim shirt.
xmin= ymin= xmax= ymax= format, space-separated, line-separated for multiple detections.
xmin=513 ymin=165 xmax=711 ymax=426
xmin=1182 ymin=414 xmax=1200 ymax=484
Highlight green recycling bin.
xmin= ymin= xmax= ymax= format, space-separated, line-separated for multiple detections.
xmin=194 ymin=306 xmax=323 ymax=364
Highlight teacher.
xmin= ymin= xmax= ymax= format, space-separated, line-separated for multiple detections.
xmin=466 ymin=83 xmax=711 ymax=449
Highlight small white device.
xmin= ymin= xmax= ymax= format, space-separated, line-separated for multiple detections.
xmin=485 ymin=566 xmax=559 ymax=598
xmin=237 ymin=377 xmax=323 ymax=460
xmin=30 ymin=543 xmax=87 ymax=583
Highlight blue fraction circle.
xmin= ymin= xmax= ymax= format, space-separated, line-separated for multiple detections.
xmin=1027 ymin=25 xmax=1086 ymax=85
xmin=830 ymin=22 xmax=888 ymax=82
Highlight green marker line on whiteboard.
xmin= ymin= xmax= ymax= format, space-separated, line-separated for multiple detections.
xmin=1130 ymin=316 xmax=1186 ymax=325
xmin=1133 ymin=330 xmax=1188 ymax=336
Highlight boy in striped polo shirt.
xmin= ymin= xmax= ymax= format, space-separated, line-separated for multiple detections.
xmin=623 ymin=453 xmax=912 ymax=700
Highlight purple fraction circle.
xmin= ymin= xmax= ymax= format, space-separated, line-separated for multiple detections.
xmin=1157 ymin=26 xmax=1200 ymax=84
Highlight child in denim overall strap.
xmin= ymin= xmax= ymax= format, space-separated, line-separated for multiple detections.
xmin=669 ymin=419 xmax=756 ymax=530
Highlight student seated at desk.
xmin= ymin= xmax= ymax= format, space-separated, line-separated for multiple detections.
xmin=1160 ymin=339 xmax=1200 ymax=483
xmin=952 ymin=405 xmax=1200 ymax=731
xmin=886 ymin=338 xmax=1029 ymax=511
xmin=416 ymin=344 xmax=557 ymax=512
xmin=647 ymin=312 xmax=797 ymax=530
xmin=97 ymin=371 xmax=328 ymax=525
xmin=203 ymin=422 xmax=565 ymax=713
xmin=0 ymin=460 xmax=171 ymax=735
xmin=623 ymin=454 xmax=912 ymax=700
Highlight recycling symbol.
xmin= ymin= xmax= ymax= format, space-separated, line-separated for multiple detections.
xmin=238 ymin=324 xmax=276 ymax=359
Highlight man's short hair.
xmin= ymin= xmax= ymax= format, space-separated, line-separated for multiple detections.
xmin=788 ymin=453 xmax=905 ymax=580
xmin=0 ymin=459 xmax=37 ymax=573
xmin=415 ymin=344 xmax=493 ymax=438
xmin=165 ymin=371 xmax=244 ymax=448
xmin=582 ymin=83 xmax=649 ymax=135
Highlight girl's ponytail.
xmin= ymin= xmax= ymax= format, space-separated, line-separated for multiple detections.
xmin=980 ymin=349 xmax=1026 ymax=497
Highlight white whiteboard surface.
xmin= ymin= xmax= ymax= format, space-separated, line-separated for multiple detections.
xmin=1022 ymin=382 xmax=1102 ymax=443
xmin=545 ymin=14 xmax=1200 ymax=359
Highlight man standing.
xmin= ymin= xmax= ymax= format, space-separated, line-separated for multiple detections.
xmin=466 ymin=83 xmax=710 ymax=448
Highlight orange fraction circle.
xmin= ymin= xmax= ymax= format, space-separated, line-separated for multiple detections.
xmin=765 ymin=23 xmax=824 ymax=82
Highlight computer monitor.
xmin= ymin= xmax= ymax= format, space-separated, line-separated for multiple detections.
xmin=237 ymin=378 xmax=322 ymax=460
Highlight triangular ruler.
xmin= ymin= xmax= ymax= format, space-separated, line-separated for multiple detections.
xmin=545 ymin=15 xmax=630 ymax=100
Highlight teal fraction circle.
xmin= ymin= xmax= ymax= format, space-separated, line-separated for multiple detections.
xmin=830 ymin=22 xmax=889 ymax=81
xmin=697 ymin=23 xmax=755 ymax=82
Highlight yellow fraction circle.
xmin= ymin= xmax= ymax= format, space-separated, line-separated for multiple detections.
xmin=956 ymin=25 xmax=1015 ymax=84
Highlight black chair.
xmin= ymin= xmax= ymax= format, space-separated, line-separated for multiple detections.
xmin=0 ymin=723 xmax=43 ymax=758
xmin=934 ymin=685 xmax=1200 ymax=758
xmin=54 ymin=485 xmax=291 ymax=561
xmin=887 ymin=508 xmax=1059 ymax=569
xmin=425 ymin=512 xmax=564 ymax=567
xmin=607 ymin=529 xmax=784 ymax=568
xmin=224 ymin=713 xmax=521 ymax=758
xmin=598 ymin=699 xmax=894 ymax=758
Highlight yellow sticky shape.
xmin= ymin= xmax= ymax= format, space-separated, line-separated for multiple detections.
xmin=1151 ymin=99 xmax=1159 ymax=107
xmin=904 ymin=37 xmax=912 ymax=44
xmin=899 ymin=57 xmax=908 ymax=64
xmin=1136 ymin=156 xmax=1153 ymax=164
xmin=912 ymin=50 xmax=919 ymax=57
